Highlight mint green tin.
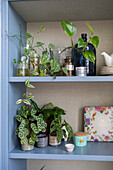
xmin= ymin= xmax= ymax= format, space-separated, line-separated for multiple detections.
xmin=74 ymin=132 xmax=87 ymax=147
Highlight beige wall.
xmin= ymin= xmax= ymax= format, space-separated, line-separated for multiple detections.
xmin=27 ymin=21 xmax=113 ymax=170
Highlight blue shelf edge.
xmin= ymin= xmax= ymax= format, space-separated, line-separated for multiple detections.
xmin=9 ymin=142 xmax=113 ymax=161
xmin=9 ymin=76 xmax=113 ymax=83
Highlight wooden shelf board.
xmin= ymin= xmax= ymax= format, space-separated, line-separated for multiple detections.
xmin=9 ymin=141 xmax=113 ymax=161
xmin=9 ymin=76 xmax=113 ymax=83
xmin=9 ymin=0 xmax=113 ymax=22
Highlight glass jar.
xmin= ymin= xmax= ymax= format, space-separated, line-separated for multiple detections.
xmin=30 ymin=52 xmax=40 ymax=73
xmin=16 ymin=63 xmax=29 ymax=76
xmin=64 ymin=56 xmax=74 ymax=76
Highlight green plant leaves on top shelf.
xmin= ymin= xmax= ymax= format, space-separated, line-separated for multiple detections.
xmin=13 ymin=59 xmax=16 ymax=64
xmin=87 ymin=24 xmax=94 ymax=35
xmin=30 ymin=99 xmax=39 ymax=111
xmin=48 ymin=43 xmax=56 ymax=49
xmin=31 ymin=70 xmax=39 ymax=76
xmin=90 ymin=36 xmax=99 ymax=49
xmin=16 ymin=99 xmax=23 ymax=104
xmin=82 ymin=50 xmax=95 ymax=63
xmin=40 ymin=26 xmax=45 ymax=30
xmin=26 ymin=33 xmax=32 ymax=39
xmin=61 ymin=21 xmax=77 ymax=37
xmin=15 ymin=115 xmax=24 ymax=122
xmin=50 ymin=59 xmax=60 ymax=74
xmin=37 ymin=42 xmax=44 ymax=46
xmin=78 ymin=38 xmax=87 ymax=48
xmin=41 ymin=53 xmax=50 ymax=64
xmin=62 ymin=67 xmax=68 ymax=75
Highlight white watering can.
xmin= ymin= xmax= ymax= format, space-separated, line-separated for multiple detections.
xmin=101 ymin=52 xmax=113 ymax=66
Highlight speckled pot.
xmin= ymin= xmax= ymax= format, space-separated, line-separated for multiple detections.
xmin=36 ymin=134 xmax=48 ymax=148
xmin=49 ymin=135 xmax=61 ymax=146
xmin=21 ymin=140 xmax=34 ymax=151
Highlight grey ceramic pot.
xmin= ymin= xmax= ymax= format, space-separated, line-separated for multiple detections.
xmin=36 ymin=134 xmax=48 ymax=148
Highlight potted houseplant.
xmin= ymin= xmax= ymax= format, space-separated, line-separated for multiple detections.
xmin=15 ymin=80 xmax=47 ymax=150
xmin=49 ymin=115 xmax=73 ymax=146
xmin=15 ymin=104 xmax=47 ymax=151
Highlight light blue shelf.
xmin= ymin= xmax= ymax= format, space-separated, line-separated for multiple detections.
xmin=9 ymin=76 xmax=113 ymax=83
xmin=9 ymin=142 xmax=113 ymax=161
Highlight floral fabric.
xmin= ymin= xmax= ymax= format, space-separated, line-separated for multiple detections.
xmin=84 ymin=106 xmax=113 ymax=142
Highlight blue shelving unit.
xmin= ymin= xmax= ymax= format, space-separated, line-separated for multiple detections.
xmin=9 ymin=142 xmax=113 ymax=161
xmin=9 ymin=76 xmax=113 ymax=82
xmin=1 ymin=0 xmax=113 ymax=170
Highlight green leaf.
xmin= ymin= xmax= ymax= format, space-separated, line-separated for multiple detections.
xmin=87 ymin=24 xmax=94 ymax=35
xmin=26 ymin=83 xmax=35 ymax=89
xmin=31 ymin=123 xmax=39 ymax=134
xmin=18 ymin=60 xmax=22 ymax=64
xmin=50 ymin=59 xmax=60 ymax=74
xmin=48 ymin=43 xmax=56 ymax=49
xmin=26 ymin=33 xmax=32 ymax=39
xmin=28 ymin=95 xmax=34 ymax=100
xmin=16 ymin=99 xmax=23 ymax=104
xmin=23 ymin=99 xmax=31 ymax=105
xmin=30 ymin=99 xmax=39 ymax=111
xmin=41 ymin=53 xmax=50 ymax=64
xmin=15 ymin=115 xmax=24 ymax=122
xmin=15 ymin=128 xmax=19 ymax=135
xmin=23 ymin=93 xmax=26 ymax=99
xmin=78 ymin=38 xmax=87 ymax=48
xmin=37 ymin=42 xmax=44 ymax=46
xmin=19 ymin=120 xmax=25 ymax=132
xmin=25 ymin=79 xmax=30 ymax=87
xmin=20 ymin=137 xmax=27 ymax=145
xmin=90 ymin=36 xmax=99 ymax=49
xmin=61 ymin=21 xmax=77 ymax=37
xmin=31 ymin=108 xmax=37 ymax=116
xmin=31 ymin=70 xmax=39 ymax=76
xmin=18 ymin=128 xmax=29 ymax=139
xmin=40 ymin=165 xmax=45 ymax=170
xmin=13 ymin=59 xmax=16 ymax=64
xmin=29 ymin=137 xmax=35 ymax=145
xmin=82 ymin=50 xmax=95 ymax=63
xmin=64 ymin=120 xmax=73 ymax=141
xmin=62 ymin=67 xmax=68 ymax=75
xmin=41 ymin=102 xmax=54 ymax=109
xmin=40 ymin=26 xmax=45 ymax=30
xmin=39 ymin=64 xmax=46 ymax=71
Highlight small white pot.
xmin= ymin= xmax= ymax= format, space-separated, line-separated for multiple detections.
xmin=65 ymin=144 xmax=74 ymax=152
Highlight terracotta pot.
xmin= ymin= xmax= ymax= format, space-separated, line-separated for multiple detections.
xmin=21 ymin=140 xmax=34 ymax=151
xmin=49 ymin=135 xmax=61 ymax=146
xmin=36 ymin=134 xmax=48 ymax=148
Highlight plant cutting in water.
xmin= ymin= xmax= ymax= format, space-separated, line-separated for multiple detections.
xmin=8 ymin=25 xmax=68 ymax=77
xmin=61 ymin=21 xmax=99 ymax=64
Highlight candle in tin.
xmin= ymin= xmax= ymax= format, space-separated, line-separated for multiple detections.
xmin=73 ymin=132 xmax=87 ymax=147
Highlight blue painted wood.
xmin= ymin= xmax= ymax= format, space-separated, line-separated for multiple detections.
xmin=0 ymin=0 xmax=27 ymax=169
xmin=9 ymin=76 xmax=113 ymax=82
xmin=9 ymin=142 xmax=113 ymax=161
xmin=8 ymin=3 xmax=26 ymax=77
